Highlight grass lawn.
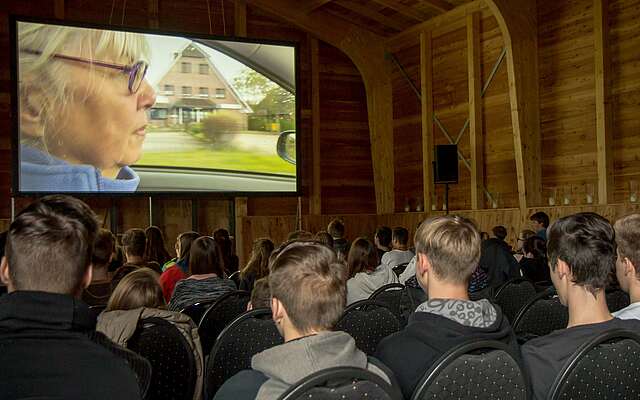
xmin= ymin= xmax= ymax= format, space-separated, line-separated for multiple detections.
xmin=136 ymin=148 xmax=296 ymax=175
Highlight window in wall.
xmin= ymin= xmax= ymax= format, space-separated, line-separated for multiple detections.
xmin=182 ymin=86 xmax=192 ymax=96
xmin=199 ymin=64 xmax=209 ymax=74
xmin=181 ymin=62 xmax=191 ymax=73
xmin=199 ymin=87 xmax=209 ymax=97
xmin=215 ymin=88 xmax=225 ymax=98
xmin=163 ymin=84 xmax=174 ymax=94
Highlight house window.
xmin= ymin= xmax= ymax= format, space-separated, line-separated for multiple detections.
xmin=181 ymin=62 xmax=192 ymax=73
xmin=199 ymin=87 xmax=209 ymax=97
xmin=182 ymin=86 xmax=192 ymax=96
xmin=163 ymin=84 xmax=174 ymax=95
xmin=215 ymin=88 xmax=225 ymax=98
xmin=199 ymin=64 xmax=209 ymax=74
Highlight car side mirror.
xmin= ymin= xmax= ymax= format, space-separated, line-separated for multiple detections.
xmin=276 ymin=130 xmax=296 ymax=165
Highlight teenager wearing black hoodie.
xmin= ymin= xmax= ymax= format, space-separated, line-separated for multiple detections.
xmin=375 ymin=215 xmax=520 ymax=399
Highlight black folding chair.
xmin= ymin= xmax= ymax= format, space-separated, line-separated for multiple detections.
xmin=606 ymin=289 xmax=630 ymax=313
xmin=512 ymin=287 xmax=568 ymax=340
xmin=198 ymin=290 xmax=250 ymax=356
xmin=335 ymin=300 xmax=401 ymax=355
xmin=494 ymin=278 xmax=537 ymax=323
xmin=369 ymin=283 xmax=405 ymax=319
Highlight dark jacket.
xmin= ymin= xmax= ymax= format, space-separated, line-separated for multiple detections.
xmin=375 ymin=302 xmax=519 ymax=399
xmin=480 ymin=238 xmax=521 ymax=288
xmin=0 ymin=291 xmax=141 ymax=400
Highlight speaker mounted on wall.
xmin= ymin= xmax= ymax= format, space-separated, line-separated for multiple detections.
xmin=434 ymin=144 xmax=459 ymax=184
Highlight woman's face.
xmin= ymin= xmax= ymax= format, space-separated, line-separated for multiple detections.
xmin=46 ymin=57 xmax=156 ymax=178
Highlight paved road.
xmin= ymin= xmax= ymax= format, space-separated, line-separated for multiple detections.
xmin=143 ymin=130 xmax=280 ymax=155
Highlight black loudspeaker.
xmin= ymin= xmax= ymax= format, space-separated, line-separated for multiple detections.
xmin=434 ymin=144 xmax=459 ymax=184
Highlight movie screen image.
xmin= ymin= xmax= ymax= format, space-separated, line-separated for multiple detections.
xmin=14 ymin=20 xmax=298 ymax=194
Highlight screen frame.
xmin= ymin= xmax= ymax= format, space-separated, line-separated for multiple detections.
xmin=10 ymin=15 xmax=302 ymax=198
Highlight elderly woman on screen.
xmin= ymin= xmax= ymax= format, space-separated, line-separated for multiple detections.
xmin=18 ymin=22 xmax=156 ymax=192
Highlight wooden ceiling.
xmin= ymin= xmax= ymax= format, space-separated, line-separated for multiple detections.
xmin=302 ymin=0 xmax=475 ymax=36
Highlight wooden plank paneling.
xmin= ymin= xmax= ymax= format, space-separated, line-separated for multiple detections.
xmin=467 ymin=12 xmax=483 ymax=209
xmin=421 ymin=31 xmax=435 ymax=213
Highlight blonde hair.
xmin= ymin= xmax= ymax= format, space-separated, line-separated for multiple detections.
xmin=614 ymin=214 xmax=640 ymax=277
xmin=414 ymin=215 xmax=481 ymax=284
xmin=106 ymin=267 xmax=165 ymax=311
xmin=18 ymin=22 xmax=150 ymax=152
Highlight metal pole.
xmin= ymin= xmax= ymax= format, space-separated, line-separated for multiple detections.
xmin=10 ymin=197 xmax=15 ymax=222
xmin=148 ymin=196 xmax=153 ymax=227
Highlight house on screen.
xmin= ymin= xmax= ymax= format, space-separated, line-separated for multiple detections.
xmin=150 ymin=42 xmax=252 ymax=128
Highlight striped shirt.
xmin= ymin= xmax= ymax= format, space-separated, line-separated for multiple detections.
xmin=168 ymin=276 xmax=236 ymax=311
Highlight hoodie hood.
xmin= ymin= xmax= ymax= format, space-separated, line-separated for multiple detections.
xmin=252 ymin=331 xmax=368 ymax=385
xmin=416 ymin=298 xmax=497 ymax=328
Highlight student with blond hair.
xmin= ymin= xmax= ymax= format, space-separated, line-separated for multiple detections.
xmin=17 ymin=22 xmax=156 ymax=192
xmin=215 ymin=242 xmax=393 ymax=400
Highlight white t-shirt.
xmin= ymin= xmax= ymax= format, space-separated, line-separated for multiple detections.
xmin=612 ymin=302 xmax=640 ymax=320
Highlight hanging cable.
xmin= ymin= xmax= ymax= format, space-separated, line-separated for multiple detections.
xmin=221 ymin=0 xmax=226 ymax=35
xmin=206 ymin=0 xmax=213 ymax=34
xmin=109 ymin=0 xmax=116 ymax=24
xmin=121 ymin=0 xmax=127 ymax=25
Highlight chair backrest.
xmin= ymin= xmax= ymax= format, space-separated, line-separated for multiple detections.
xmin=494 ymin=278 xmax=537 ymax=323
xmin=549 ymin=329 xmax=640 ymax=400
xmin=369 ymin=283 xmax=405 ymax=318
xmin=512 ymin=287 xmax=568 ymax=338
xmin=606 ymin=289 xmax=630 ymax=313
xmin=227 ymin=271 xmax=240 ymax=288
xmin=392 ymin=262 xmax=409 ymax=277
xmin=335 ymin=300 xmax=401 ymax=355
xmin=88 ymin=304 xmax=107 ymax=322
xmin=180 ymin=301 xmax=215 ymax=325
xmin=198 ymin=290 xmax=250 ymax=356
xmin=128 ymin=317 xmax=197 ymax=400
xmin=411 ymin=340 xmax=527 ymax=400
xmin=205 ymin=308 xmax=283 ymax=399
xmin=82 ymin=281 xmax=112 ymax=306
xmin=278 ymin=366 xmax=403 ymax=400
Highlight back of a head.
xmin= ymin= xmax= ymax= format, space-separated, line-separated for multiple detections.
xmin=177 ymin=231 xmax=200 ymax=263
xmin=415 ymin=215 xmax=481 ymax=284
xmin=242 ymin=238 xmax=274 ymax=280
xmin=492 ymin=225 xmax=508 ymax=241
xmin=530 ymin=211 xmax=550 ymax=228
xmin=392 ymin=226 xmax=409 ymax=246
xmin=144 ymin=226 xmax=169 ymax=263
xmin=614 ymin=214 xmax=640 ymax=274
xmin=106 ymin=268 xmax=165 ymax=311
xmin=547 ymin=212 xmax=615 ymax=294
xmin=523 ymin=236 xmax=547 ymax=260
xmin=327 ymin=219 xmax=345 ymax=239
xmin=375 ymin=226 xmax=392 ymax=248
xmin=0 ymin=231 xmax=7 ymax=260
xmin=287 ymin=230 xmax=313 ymax=241
xmin=269 ymin=242 xmax=347 ymax=333
xmin=250 ymin=277 xmax=271 ymax=309
xmin=347 ymin=237 xmax=379 ymax=277
xmin=122 ymin=228 xmax=146 ymax=258
xmin=519 ymin=229 xmax=536 ymax=241
xmin=92 ymin=229 xmax=115 ymax=267
xmin=315 ymin=231 xmax=334 ymax=248
xmin=189 ymin=236 xmax=224 ymax=276
xmin=5 ymin=195 xmax=98 ymax=295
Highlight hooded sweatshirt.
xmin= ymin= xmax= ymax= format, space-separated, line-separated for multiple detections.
xmin=97 ymin=307 xmax=204 ymax=400
xmin=375 ymin=298 xmax=519 ymax=399
xmin=213 ymin=330 xmax=392 ymax=400
xmin=347 ymin=265 xmax=399 ymax=305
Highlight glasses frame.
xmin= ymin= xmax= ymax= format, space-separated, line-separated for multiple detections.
xmin=21 ymin=49 xmax=148 ymax=94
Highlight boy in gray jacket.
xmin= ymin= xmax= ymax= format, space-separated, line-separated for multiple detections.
xmin=214 ymin=242 xmax=392 ymax=400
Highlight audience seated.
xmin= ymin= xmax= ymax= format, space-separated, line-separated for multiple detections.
xmin=214 ymin=242 xmax=392 ymax=400
xmin=346 ymin=237 xmax=399 ymax=305
xmin=380 ymin=227 xmax=414 ymax=269
xmin=521 ymin=212 xmax=640 ymax=400
xmin=375 ymin=215 xmax=519 ymax=399
xmin=612 ymin=214 xmax=640 ymax=319
xmin=519 ymin=236 xmax=550 ymax=283
xmin=97 ymin=267 xmax=204 ymax=399
xmin=529 ymin=211 xmax=550 ymax=241
xmin=144 ymin=226 xmax=171 ymax=267
xmin=492 ymin=225 xmax=512 ymax=252
xmin=479 ymin=225 xmax=521 ymax=288
xmin=0 ymin=195 xmax=141 ymax=399
xmin=287 ymin=230 xmax=313 ymax=241
xmin=374 ymin=226 xmax=392 ymax=262
xmin=328 ymin=219 xmax=350 ymax=259
xmin=239 ymin=238 xmax=274 ymax=293
xmin=314 ymin=230 xmax=334 ymax=248
xmin=514 ymin=229 xmax=536 ymax=259
xmin=159 ymin=231 xmax=200 ymax=302
xmin=247 ymin=277 xmax=271 ymax=311
xmin=82 ymin=228 xmax=116 ymax=306
xmin=213 ymin=228 xmax=239 ymax=274
xmin=169 ymin=236 xmax=236 ymax=311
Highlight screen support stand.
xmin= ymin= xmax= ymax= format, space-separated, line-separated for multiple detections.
xmin=148 ymin=196 xmax=153 ymax=227
xmin=191 ymin=199 xmax=199 ymax=233
xmin=444 ymin=183 xmax=450 ymax=215
xmin=10 ymin=197 xmax=15 ymax=222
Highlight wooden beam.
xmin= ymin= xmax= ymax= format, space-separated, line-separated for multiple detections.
xmin=235 ymin=0 xmax=247 ymax=37
xmin=421 ymin=0 xmax=455 ymax=13
xmin=310 ymin=36 xmax=322 ymax=215
xmin=370 ymin=0 xmax=431 ymax=22
xmin=54 ymin=0 xmax=65 ymax=19
xmin=484 ymin=0 xmax=542 ymax=211
xmin=148 ymin=0 xmax=159 ymax=29
xmin=421 ymin=31 xmax=435 ymax=213
xmin=234 ymin=197 xmax=248 ymax=267
xmin=304 ymin=0 xmax=334 ymax=13
xmin=467 ymin=12 xmax=483 ymax=209
xmin=248 ymin=0 xmax=395 ymax=214
xmin=594 ymin=0 xmax=613 ymax=205
xmin=337 ymin=0 xmax=408 ymax=31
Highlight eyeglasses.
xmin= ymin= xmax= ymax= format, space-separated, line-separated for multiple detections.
xmin=21 ymin=49 xmax=148 ymax=94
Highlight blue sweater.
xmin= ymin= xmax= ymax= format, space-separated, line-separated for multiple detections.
xmin=20 ymin=145 xmax=140 ymax=192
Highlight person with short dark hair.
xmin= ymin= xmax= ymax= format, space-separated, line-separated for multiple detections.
xmin=521 ymin=212 xmax=640 ymax=400
xmin=492 ymin=225 xmax=508 ymax=241
xmin=214 ymin=242 xmax=392 ymax=400
xmin=314 ymin=230 xmax=334 ymax=248
xmin=374 ymin=226 xmax=392 ymax=261
xmin=247 ymin=277 xmax=271 ymax=310
xmin=82 ymin=228 xmax=116 ymax=306
xmin=327 ymin=219 xmax=350 ymax=258
xmin=613 ymin=214 xmax=640 ymax=320
xmin=0 ymin=195 xmax=141 ymax=399
xmin=122 ymin=228 xmax=147 ymax=265
xmin=380 ymin=227 xmax=414 ymax=269
xmin=346 ymin=237 xmax=398 ymax=304
xmin=168 ymin=236 xmax=235 ymax=311
xmin=478 ymin=225 xmax=521 ymax=288
xmin=519 ymin=236 xmax=550 ymax=283
xmin=530 ymin=211 xmax=550 ymax=240
xmin=375 ymin=216 xmax=519 ymax=399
